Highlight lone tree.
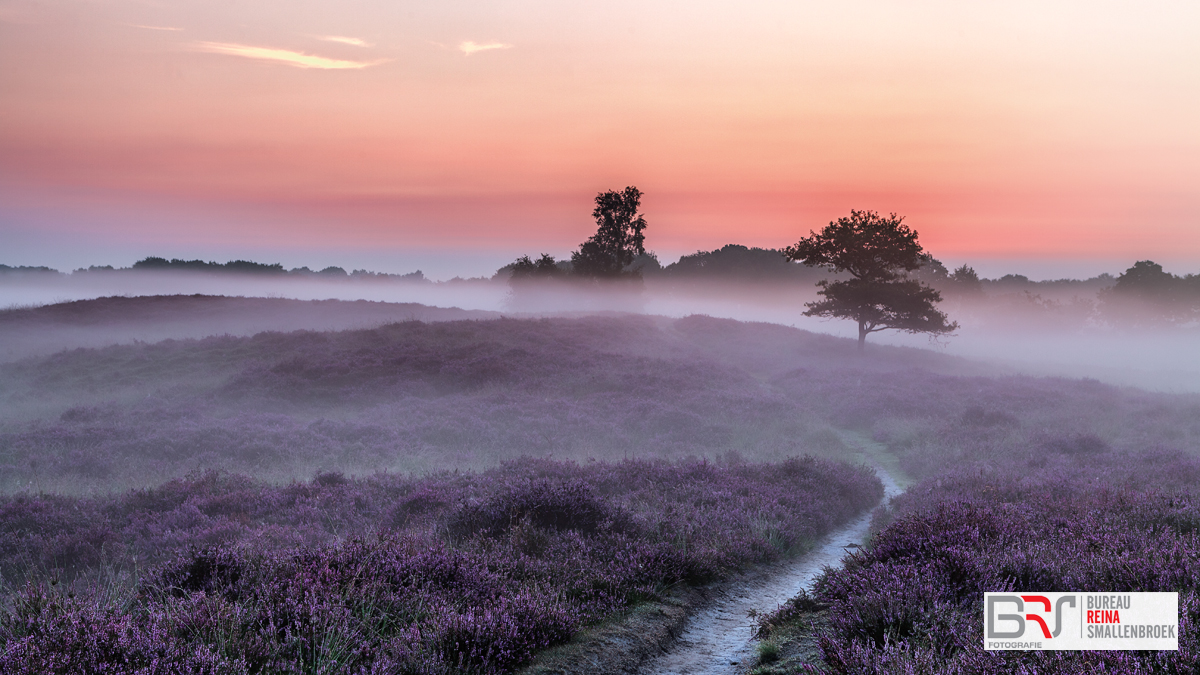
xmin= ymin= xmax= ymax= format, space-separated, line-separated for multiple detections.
xmin=784 ymin=210 xmax=957 ymax=350
xmin=571 ymin=186 xmax=648 ymax=278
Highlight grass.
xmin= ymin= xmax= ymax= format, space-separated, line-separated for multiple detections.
xmin=750 ymin=607 xmax=832 ymax=674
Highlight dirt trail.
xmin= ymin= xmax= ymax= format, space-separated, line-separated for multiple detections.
xmin=638 ymin=440 xmax=904 ymax=674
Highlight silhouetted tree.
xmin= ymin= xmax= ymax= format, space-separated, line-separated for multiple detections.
xmin=948 ymin=264 xmax=984 ymax=295
xmin=912 ymin=255 xmax=950 ymax=285
xmin=661 ymin=244 xmax=825 ymax=282
xmin=507 ymin=254 xmax=565 ymax=285
xmin=1114 ymin=261 xmax=1177 ymax=295
xmin=1101 ymin=260 xmax=1197 ymax=326
xmin=784 ymin=210 xmax=957 ymax=350
xmin=571 ymin=187 xmax=647 ymax=279
xmin=627 ymin=252 xmax=662 ymax=276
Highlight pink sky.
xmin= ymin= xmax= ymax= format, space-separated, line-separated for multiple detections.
xmin=1 ymin=0 xmax=1198 ymax=276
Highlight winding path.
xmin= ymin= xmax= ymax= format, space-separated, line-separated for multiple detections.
xmin=638 ymin=443 xmax=904 ymax=674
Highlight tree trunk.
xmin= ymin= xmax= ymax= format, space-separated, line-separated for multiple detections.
xmin=857 ymin=321 xmax=867 ymax=351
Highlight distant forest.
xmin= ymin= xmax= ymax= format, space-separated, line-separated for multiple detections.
xmin=1 ymin=249 xmax=1196 ymax=291
xmin=3 ymin=251 xmax=1200 ymax=326
xmin=0 ymin=258 xmax=426 ymax=282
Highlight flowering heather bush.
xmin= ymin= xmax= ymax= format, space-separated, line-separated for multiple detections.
xmin=806 ymin=449 xmax=1200 ymax=673
xmin=750 ymin=362 xmax=1200 ymax=672
xmin=445 ymin=480 xmax=640 ymax=540
xmin=0 ymin=456 xmax=882 ymax=673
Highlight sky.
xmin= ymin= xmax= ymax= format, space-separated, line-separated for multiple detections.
xmin=1 ymin=0 xmax=1198 ymax=279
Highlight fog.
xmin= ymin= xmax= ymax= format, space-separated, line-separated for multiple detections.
xmin=2 ymin=271 xmax=1196 ymax=494
xmin=0 ymin=268 xmax=509 ymax=313
xmin=2 ymin=268 xmax=1197 ymax=392
xmin=644 ymin=282 xmax=1200 ymax=393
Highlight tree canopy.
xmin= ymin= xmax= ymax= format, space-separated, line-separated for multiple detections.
xmin=783 ymin=211 xmax=924 ymax=282
xmin=571 ymin=186 xmax=647 ymax=279
xmin=507 ymin=254 xmax=566 ymax=284
xmin=784 ymin=210 xmax=957 ymax=350
xmin=661 ymin=244 xmax=824 ymax=282
xmin=1101 ymin=260 xmax=1199 ymax=326
xmin=948 ymin=264 xmax=983 ymax=295
xmin=132 ymin=257 xmax=286 ymax=274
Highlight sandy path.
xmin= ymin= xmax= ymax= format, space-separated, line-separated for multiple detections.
xmin=638 ymin=456 xmax=903 ymax=675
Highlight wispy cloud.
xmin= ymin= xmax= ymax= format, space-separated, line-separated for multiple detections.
xmin=193 ymin=41 xmax=388 ymax=69
xmin=132 ymin=24 xmax=183 ymax=32
xmin=458 ymin=41 xmax=512 ymax=56
xmin=317 ymin=35 xmax=372 ymax=47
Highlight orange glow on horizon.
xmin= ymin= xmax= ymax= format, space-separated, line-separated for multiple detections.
xmin=1 ymin=0 xmax=1197 ymax=264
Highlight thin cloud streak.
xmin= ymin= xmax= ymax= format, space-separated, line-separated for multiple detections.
xmin=193 ymin=41 xmax=387 ymax=69
xmin=317 ymin=35 xmax=372 ymax=47
xmin=132 ymin=24 xmax=183 ymax=32
xmin=458 ymin=41 xmax=512 ymax=56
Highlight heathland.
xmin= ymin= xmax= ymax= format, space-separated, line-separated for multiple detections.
xmin=1 ymin=295 xmax=1198 ymax=673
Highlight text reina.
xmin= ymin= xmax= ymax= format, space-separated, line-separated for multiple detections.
xmin=1086 ymin=594 xmax=1129 ymax=625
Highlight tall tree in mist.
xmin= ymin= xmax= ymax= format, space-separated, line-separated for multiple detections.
xmin=571 ymin=187 xmax=648 ymax=279
xmin=784 ymin=210 xmax=957 ymax=350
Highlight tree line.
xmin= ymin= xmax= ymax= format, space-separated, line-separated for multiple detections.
xmin=510 ymin=187 xmax=1199 ymax=345
xmin=5 ymin=189 xmax=1195 ymax=342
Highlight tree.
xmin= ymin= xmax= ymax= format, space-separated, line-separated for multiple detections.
xmin=508 ymin=254 xmax=564 ymax=284
xmin=783 ymin=210 xmax=957 ymax=350
xmin=948 ymin=264 xmax=983 ymax=295
xmin=570 ymin=187 xmax=647 ymax=279
xmin=663 ymin=244 xmax=825 ymax=282
xmin=1101 ymin=260 xmax=1197 ymax=326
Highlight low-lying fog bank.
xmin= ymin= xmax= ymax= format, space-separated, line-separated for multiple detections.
xmin=3 ymin=270 xmax=1198 ymax=392
xmin=0 ymin=294 xmax=498 ymax=362
xmin=1 ymin=307 xmax=1197 ymax=496
xmin=0 ymin=268 xmax=509 ymax=315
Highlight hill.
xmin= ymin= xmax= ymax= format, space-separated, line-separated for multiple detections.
xmin=0 ymin=294 xmax=498 ymax=362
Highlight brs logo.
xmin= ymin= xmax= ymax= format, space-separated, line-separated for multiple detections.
xmin=987 ymin=595 xmax=1076 ymax=639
